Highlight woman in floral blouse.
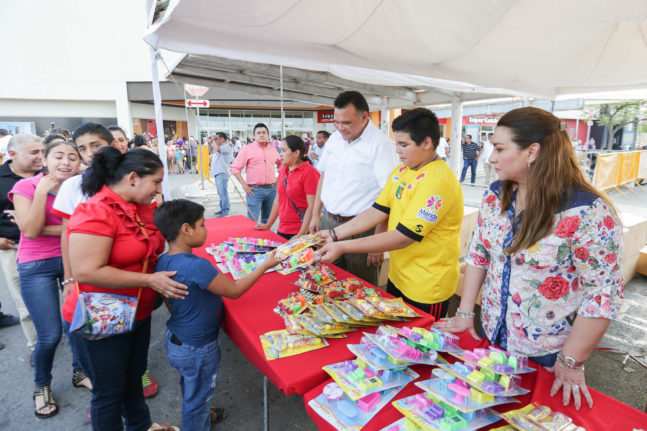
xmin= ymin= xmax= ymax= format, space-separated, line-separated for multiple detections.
xmin=436 ymin=107 xmax=623 ymax=411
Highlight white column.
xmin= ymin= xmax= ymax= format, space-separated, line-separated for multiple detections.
xmin=149 ymin=47 xmax=171 ymax=200
xmin=115 ymin=81 xmax=133 ymax=137
xmin=449 ymin=95 xmax=463 ymax=175
xmin=380 ymin=97 xmax=390 ymax=136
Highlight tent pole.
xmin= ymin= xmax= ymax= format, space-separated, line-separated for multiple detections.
xmin=280 ymin=65 xmax=285 ymax=138
xmin=149 ymin=47 xmax=171 ymax=200
xmin=450 ymin=95 xmax=463 ymax=176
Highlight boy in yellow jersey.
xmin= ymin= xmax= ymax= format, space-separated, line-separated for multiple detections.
xmin=318 ymin=108 xmax=463 ymax=320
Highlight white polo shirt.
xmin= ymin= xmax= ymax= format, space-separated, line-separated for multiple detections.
xmin=52 ymin=174 xmax=87 ymax=219
xmin=317 ymin=121 xmax=398 ymax=217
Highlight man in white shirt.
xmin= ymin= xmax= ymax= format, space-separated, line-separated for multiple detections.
xmin=437 ymin=136 xmax=449 ymax=161
xmin=309 ymin=91 xmax=398 ymax=285
xmin=481 ymin=133 xmax=494 ymax=185
xmin=309 ymin=130 xmax=329 ymax=170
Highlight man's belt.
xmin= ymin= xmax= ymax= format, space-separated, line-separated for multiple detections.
xmin=327 ymin=212 xmax=355 ymax=223
xmin=249 ymin=183 xmax=276 ymax=188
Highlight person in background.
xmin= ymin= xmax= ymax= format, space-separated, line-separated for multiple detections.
xmin=10 ymin=137 xmax=83 ymax=418
xmin=210 ymin=132 xmax=234 ymax=217
xmin=0 ymin=134 xmax=41 ymax=356
xmin=301 ymin=132 xmax=312 ymax=156
xmin=435 ymin=107 xmax=624 ymax=411
xmin=460 ymin=134 xmax=482 ymax=184
xmin=188 ymin=137 xmax=197 ymax=173
xmin=436 ymin=136 xmax=449 ymax=161
xmin=309 ymin=130 xmax=329 ymax=170
xmin=166 ymin=140 xmax=176 ymax=174
xmin=107 ymin=125 xmax=129 ymax=154
xmin=175 ymin=144 xmax=185 ymax=174
xmin=64 ymin=147 xmax=184 ymax=431
xmin=0 ymin=129 xmax=13 ymax=163
xmin=318 ymin=109 xmax=463 ymax=320
xmin=308 ymin=91 xmax=398 ymax=286
xmin=230 ymin=123 xmax=281 ymax=224
xmin=481 ymin=132 xmax=494 ymax=185
xmin=154 ymin=199 xmax=283 ymax=431
xmin=255 ymin=135 xmax=320 ymax=240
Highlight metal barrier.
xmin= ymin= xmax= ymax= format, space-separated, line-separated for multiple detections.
xmin=592 ymin=150 xmax=646 ymax=197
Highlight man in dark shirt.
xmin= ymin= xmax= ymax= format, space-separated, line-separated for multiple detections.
xmin=460 ymin=134 xmax=482 ymax=184
xmin=0 ymin=134 xmax=42 ymax=351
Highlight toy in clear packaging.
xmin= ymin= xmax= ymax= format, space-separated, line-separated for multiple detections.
xmin=334 ymin=301 xmax=379 ymax=324
xmin=338 ymin=277 xmax=364 ymax=291
xmin=259 ymin=329 xmax=328 ymax=360
xmin=451 ymin=347 xmax=534 ymax=375
xmin=347 ymin=343 xmax=413 ymax=370
xmin=499 ymin=402 xmax=586 ymax=431
xmin=436 ymin=361 xmax=530 ymax=397
xmin=324 ymin=283 xmax=349 ymax=300
xmin=366 ymin=297 xmax=420 ymax=318
xmin=308 ymin=383 xmax=406 ymax=431
xmin=380 ymin=417 xmax=424 ymax=431
xmin=394 ymin=326 xmax=462 ymax=353
xmin=277 ymin=247 xmax=318 ymax=274
xmin=323 ymin=358 xmax=419 ymax=401
xmin=275 ymin=233 xmax=323 ymax=259
xmin=293 ymin=313 xmax=354 ymax=337
xmin=392 ymin=392 xmax=501 ymax=431
xmin=362 ymin=326 xmax=439 ymax=366
xmin=302 ymin=264 xmax=336 ymax=285
xmin=351 ymin=298 xmax=392 ymax=320
xmin=276 ymin=292 xmax=308 ymax=315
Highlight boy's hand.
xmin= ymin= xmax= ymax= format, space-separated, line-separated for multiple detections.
xmin=317 ymin=242 xmax=345 ymax=264
xmin=315 ymin=229 xmax=333 ymax=245
xmin=263 ymin=250 xmax=286 ymax=269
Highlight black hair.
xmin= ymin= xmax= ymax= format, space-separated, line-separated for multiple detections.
xmin=316 ymin=130 xmax=330 ymax=139
xmin=133 ymin=134 xmax=147 ymax=147
xmin=82 ymin=147 xmax=163 ymax=197
xmin=43 ymin=134 xmax=67 ymax=146
xmin=283 ymin=135 xmax=310 ymax=162
xmin=72 ymin=123 xmax=114 ymax=146
xmin=334 ymin=91 xmax=369 ymax=114
xmin=391 ymin=108 xmax=440 ymax=149
xmin=107 ymin=125 xmax=127 ymax=138
xmin=253 ymin=123 xmax=269 ymax=135
xmin=51 ymin=128 xmax=70 ymax=139
xmin=0 ymin=129 xmax=9 ymax=137
xmin=216 ymin=132 xmax=228 ymax=140
xmin=154 ymin=199 xmax=205 ymax=242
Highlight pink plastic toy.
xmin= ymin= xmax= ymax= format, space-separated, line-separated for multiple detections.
xmin=358 ymin=392 xmax=381 ymax=412
xmin=448 ymin=382 xmax=472 ymax=404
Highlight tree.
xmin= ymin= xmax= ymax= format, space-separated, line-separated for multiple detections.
xmin=587 ymin=102 xmax=645 ymax=150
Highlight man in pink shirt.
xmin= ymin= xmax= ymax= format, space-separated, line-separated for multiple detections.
xmin=230 ymin=123 xmax=280 ymax=223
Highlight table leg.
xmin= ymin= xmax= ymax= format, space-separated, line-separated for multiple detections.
xmin=263 ymin=375 xmax=269 ymax=431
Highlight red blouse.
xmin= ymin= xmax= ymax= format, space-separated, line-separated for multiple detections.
xmin=277 ymin=161 xmax=320 ymax=234
xmin=62 ymin=186 xmax=165 ymax=322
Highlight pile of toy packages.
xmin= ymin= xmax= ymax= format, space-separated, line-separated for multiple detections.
xmin=207 ymin=236 xmax=585 ymax=431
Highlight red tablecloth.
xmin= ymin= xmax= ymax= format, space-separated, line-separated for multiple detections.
xmin=303 ymin=332 xmax=647 ymax=430
xmin=194 ymin=216 xmax=436 ymax=396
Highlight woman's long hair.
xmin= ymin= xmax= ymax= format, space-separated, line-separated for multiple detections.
xmin=498 ymin=107 xmax=617 ymax=254
xmin=82 ymin=147 xmax=162 ymax=197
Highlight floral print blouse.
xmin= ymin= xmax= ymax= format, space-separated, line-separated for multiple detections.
xmin=466 ymin=181 xmax=624 ymax=357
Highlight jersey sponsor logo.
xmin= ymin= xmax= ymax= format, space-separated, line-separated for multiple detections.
xmin=398 ymin=165 xmax=408 ymax=174
xmin=395 ymin=183 xmax=405 ymax=199
xmin=426 ymin=194 xmax=443 ymax=211
xmin=414 ymin=172 xmax=426 ymax=182
xmin=417 ymin=208 xmax=439 ymax=223
xmin=414 ymin=224 xmax=423 ymax=233
xmin=392 ymin=175 xmax=400 ymax=183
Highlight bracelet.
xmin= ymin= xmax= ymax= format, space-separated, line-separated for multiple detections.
xmin=329 ymin=228 xmax=339 ymax=242
xmin=61 ymin=278 xmax=75 ymax=286
xmin=455 ymin=308 xmax=475 ymax=319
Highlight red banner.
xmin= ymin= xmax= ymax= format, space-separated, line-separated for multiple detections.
xmin=317 ymin=110 xmax=334 ymax=123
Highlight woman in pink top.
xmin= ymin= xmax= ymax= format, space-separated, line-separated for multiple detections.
xmin=10 ymin=137 xmax=82 ymax=418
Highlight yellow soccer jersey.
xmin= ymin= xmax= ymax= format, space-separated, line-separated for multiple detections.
xmin=374 ymin=161 xmax=463 ymax=303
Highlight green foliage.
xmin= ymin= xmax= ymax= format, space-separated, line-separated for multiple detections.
xmin=585 ymin=101 xmax=646 ymax=149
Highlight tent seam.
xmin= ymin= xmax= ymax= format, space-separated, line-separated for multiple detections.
xmin=333 ymin=0 xmax=385 ymax=46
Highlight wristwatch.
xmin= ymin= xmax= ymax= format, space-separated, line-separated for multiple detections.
xmin=557 ymin=351 xmax=585 ymax=371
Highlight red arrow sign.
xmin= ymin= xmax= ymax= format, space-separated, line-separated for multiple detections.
xmin=186 ymin=99 xmax=209 ymax=108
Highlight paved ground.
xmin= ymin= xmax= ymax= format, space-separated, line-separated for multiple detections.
xmin=0 ymin=168 xmax=645 ymax=430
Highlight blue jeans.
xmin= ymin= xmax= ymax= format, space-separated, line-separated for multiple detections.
xmin=74 ymin=317 xmax=152 ymax=431
xmin=18 ymin=256 xmax=63 ymax=387
xmin=246 ymin=185 xmax=276 ymax=224
xmin=214 ymin=173 xmax=230 ymax=215
xmin=460 ymin=159 xmax=478 ymax=183
xmin=62 ymin=320 xmax=84 ymax=372
xmin=166 ymin=330 xmax=221 ymax=431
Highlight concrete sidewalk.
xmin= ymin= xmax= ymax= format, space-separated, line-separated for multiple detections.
xmin=0 ymin=173 xmax=645 ymax=430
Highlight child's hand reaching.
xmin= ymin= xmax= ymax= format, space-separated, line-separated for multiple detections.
xmin=262 ymin=250 xmax=287 ymax=269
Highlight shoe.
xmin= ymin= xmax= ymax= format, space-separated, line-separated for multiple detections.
xmin=0 ymin=313 xmax=19 ymax=328
xmin=142 ymin=370 xmax=158 ymax=398
xmin=214 ymin=210 xmax=223 ymax=215
xmin=33 ymin=386 xmax=59 ymax=418
xmin=148 ymin=423 xmax=179 ymax=431
xmin=73 ymin=369 xmax=93 ymax=391
xmin=210 ymin=406 xmax=228 ymax=423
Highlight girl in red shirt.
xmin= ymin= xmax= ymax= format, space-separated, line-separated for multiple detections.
xmin=255 ymin=135 xmax=320 ymax=239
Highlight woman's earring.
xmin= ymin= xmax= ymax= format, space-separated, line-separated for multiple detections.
xmin=527 ymin=159 xmax=531 ymax=169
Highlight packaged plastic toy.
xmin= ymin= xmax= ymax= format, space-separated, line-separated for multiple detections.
xmin=499 ymin=402 xmax=586 ymax=431
xmin=347 ymin=342 xmax=414 ymax=371
xmin=362 ymin=326 xmax=439 ymax=366
xmin=276 ymin=292 xmax=308 ymax=315
xmin=277 ymin=247 xmax=318 ymax=274
xmin=308 ymin=382 xmax=406 ymax=431
xmin=275 ymin=233 xmax=323 ymax=259
xmin=259 ymin=330 xmax=328 ymax=360
xmin=436 ymin=360 xmax=530 ymax=397
xmin=394 ymin=326 xmax=462 ymax=353
xmin=366 ymin=297 xmax=420 ymax=318
xmin=450 ymin=347 xmax=534 ymax=375
xmin=323 ymin=358 xmax=418 ymax=401
xmin=392 ymin=392 xmax=501 ymax=431
xmin=302 ymin=264 xmax=336 ymax=285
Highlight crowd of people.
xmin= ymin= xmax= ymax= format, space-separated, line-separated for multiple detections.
xmin=0 ymin=90 xmax=624 ymax=430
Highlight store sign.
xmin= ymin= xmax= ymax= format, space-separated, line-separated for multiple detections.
xmin=186 ymin=99 xmax=210 ymax=108
xmin=465 ymin=115 xmax=500 ymax=125
xmin=318 ymin=110 xmax=335 ymax=123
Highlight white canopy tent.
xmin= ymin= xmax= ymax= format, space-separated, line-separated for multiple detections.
xmin=144 ymin=0 xmax=647 ymax=194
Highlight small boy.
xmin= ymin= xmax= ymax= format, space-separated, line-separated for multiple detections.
xmin=154 ymin=199 xmax=282 ymax=431
xmin=318 ymin=108 xmax=464 ymax=321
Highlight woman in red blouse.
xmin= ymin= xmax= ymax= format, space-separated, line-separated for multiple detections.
xmin=255 ymin=135 xmax=320 ymax=240
xmin=63 ymin=147 xmax=186 ymax=431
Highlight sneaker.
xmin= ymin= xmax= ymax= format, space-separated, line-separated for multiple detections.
xmin=148 ymin=423 xmax=179 ymax=431
xmin=142 ymin=370 xmax=158 ymax=398
xmin=0 ymin=313 xmax=19 ymax=328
